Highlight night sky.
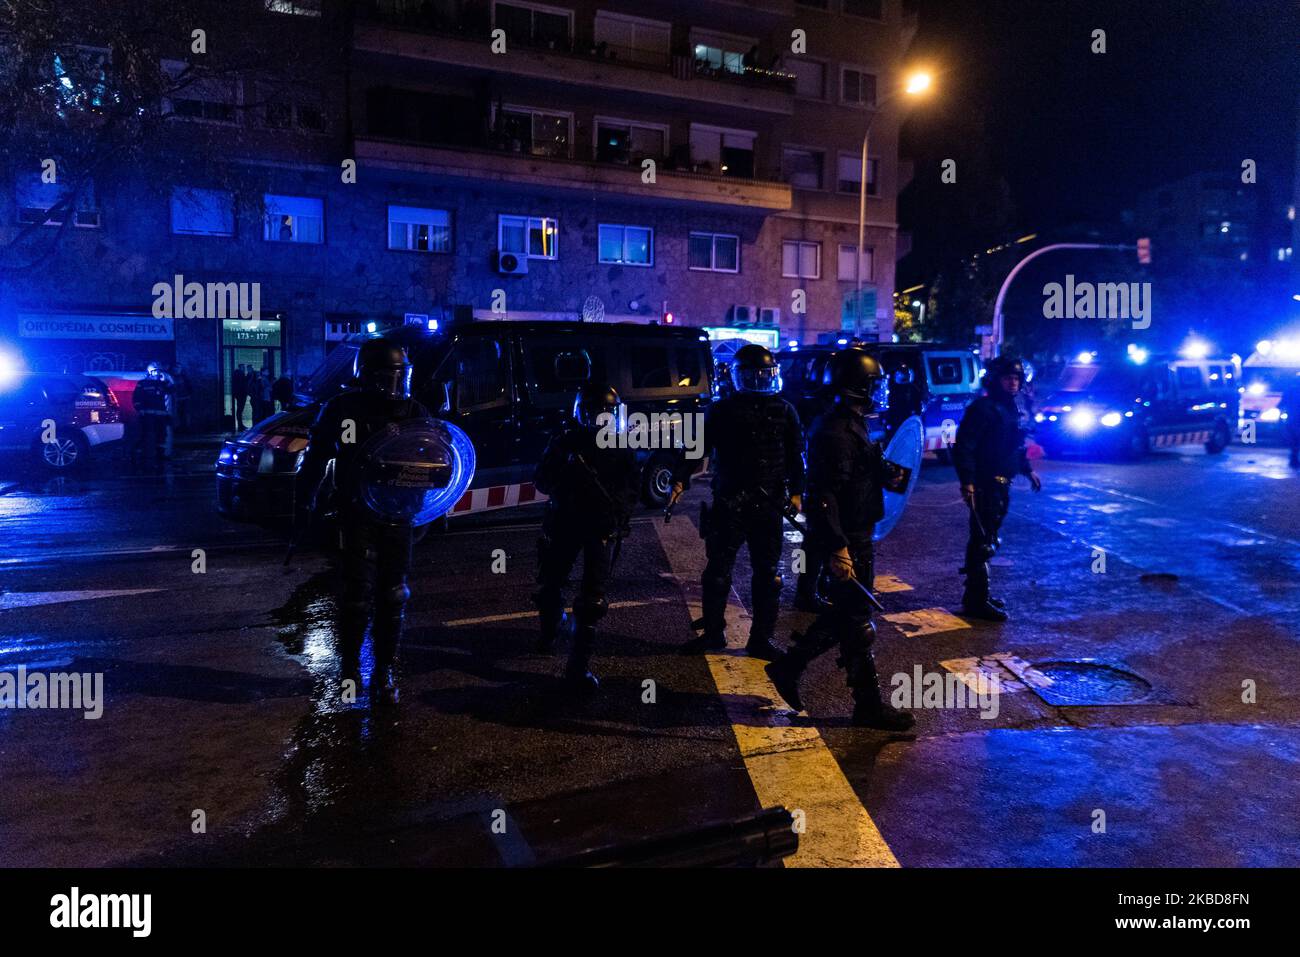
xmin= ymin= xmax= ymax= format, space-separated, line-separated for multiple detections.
xmin=899 ymin=0 xmax=1299 ymax=280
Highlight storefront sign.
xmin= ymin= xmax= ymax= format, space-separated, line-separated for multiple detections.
xmin=222 ymin=318 xmax=282 ymax=347
xmin=18 ymin=313 xmax=175 ymax=341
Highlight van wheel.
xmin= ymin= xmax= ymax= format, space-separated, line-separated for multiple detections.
xmin=1205 ymin=421 xmax=1231 ymax=454
xmin=641 ymin=453 xmax=676 ymax=508
xmin=35 ymin=432 xmax=88 ymax=471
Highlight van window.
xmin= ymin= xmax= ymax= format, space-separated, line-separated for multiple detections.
xmin=674 ymin=345 xmax=705 ymax=389
xmin=1175 ymin=366 xmax=1203 ymax=391
xmin=454 ymin=335 xmax=508 ymax=410
xmin=630 ymin=343 xmax=672 ymax=389
xmin=521 ymin=335 xmax=609 ymax=408
xmin=927 ymin=356 xmax=965 ymax=386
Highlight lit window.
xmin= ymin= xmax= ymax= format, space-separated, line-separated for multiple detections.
xmin=837 ymin=244 xmax=874 ymax=282
xmin=496 ymin=106 xmax=571 ymax=158
xmin=782 ymin=241 xmax=820 ymax=279
xmin=263 ymin=194 xmax=323 ymax=243
xmin=388 ymin=206 xmax=451 ymax=253
xmin=837 ymin=152 xmax=879 ymax=195
xmin=598 ymin=225 xmax=653 ymax=266
xmin=499 ymin=215 xmax=559 ymax=260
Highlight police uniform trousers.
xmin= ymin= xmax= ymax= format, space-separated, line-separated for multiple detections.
xmin=535 ymin=510 xmax=616 ymax=666
xmin=962 ymin=481 xmax=1011 ymax=603
xmin=786 ymin=533 xmax=880 ymax=699
xmin=701 ymin=497 xmax=784 ymax=644
xmin=337 ymin=512 xmax=413 ymax=677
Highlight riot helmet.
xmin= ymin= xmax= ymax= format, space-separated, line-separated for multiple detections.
xmin=730 ymin=344 xmax=782 ymax=394
xmin=573 ymin=381 xmax=625 ymax=433
xmin=354 ymin=339 xmax=413 ymax=399
xmin=823 ymin=348 xmax=889 ymax=411
xmin=982 ymin=355 xmax=1025 ymax=395
xmin=145 ymin=361 xmax=166 ymax=380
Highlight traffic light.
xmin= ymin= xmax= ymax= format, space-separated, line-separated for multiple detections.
xmin=1136 ymin=237 xmax=1151 ymax=264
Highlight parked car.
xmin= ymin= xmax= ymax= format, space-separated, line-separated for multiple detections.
xmin=1033 ymin=351 xmax=1237 ymax=458
xmin=217 ymin=320 xmax=713 ymax=523
xmin=0 ymin=373 xmax=125 ymax=471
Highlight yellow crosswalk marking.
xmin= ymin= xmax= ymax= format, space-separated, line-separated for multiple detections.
xmin=873 ymin=574 xmax=913 ymax=593
xmin=653 ymin=518 xmax=900 ymax=868
xmin=881 ymin=607 xmax=972 ymax=637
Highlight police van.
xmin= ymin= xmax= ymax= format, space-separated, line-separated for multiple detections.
xmin=1032 ymin=349 xmax=1238 ymax=458
xmin=776 ymin=341 xmax=981 ymax=454
xmin=216 ymin=320 xmax=713 ymax=523
xmin=1238 ymin=338 xmax=1300 ymax=440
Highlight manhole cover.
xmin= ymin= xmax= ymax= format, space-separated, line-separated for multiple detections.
xmin=1026 ymin=660 xmax=1153 ymax=705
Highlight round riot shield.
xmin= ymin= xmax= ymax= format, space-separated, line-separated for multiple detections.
xmin=355 ymin=419 xmax=476 ymax=527
xmin=874 ymin=415 xmax=924 ymax=542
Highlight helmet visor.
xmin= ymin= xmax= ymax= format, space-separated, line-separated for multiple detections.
xmin=732 ymin=364 xmax=783 ymax=394
xmin=364 ymin=366 xmax=413 ymax=399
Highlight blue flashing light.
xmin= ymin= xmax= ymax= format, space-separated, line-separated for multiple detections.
xmin=366 ymin=321 xmax=378 ymax=333
xmin=427 ymin=318 xmax=439 ymax=331
xmin=836 ymin=337 xmax=849 ymax=346
xmin=0 ymin=348 xmax=23 ymax=391
xmin=1075 ymin=351 xmax=1094 ymax=365
xmin=1100 ymin=412 xmax=1123 ymax=427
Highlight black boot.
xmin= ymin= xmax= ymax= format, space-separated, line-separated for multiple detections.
xmin=565 ymin=624 xmax=600 ymax=693
xmin=370 ymin=613 xmax=402 ymax=708
xmin=537 ymin=608 xmax=568 ymax=654
xmin=765 ymin=652 xmax=807 ymax=712
xmin=745 ymin=633 xmax=779 ymax=660
xmin=848 ymin=654 xmax=915 ymax=732
xmin=679 ymin=630 xmax=727 ymax=654
xmin=961 ymin=594 xmax=1009 ymax=622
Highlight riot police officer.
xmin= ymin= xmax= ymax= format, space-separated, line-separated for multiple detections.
xmin=765 ymin=349 xmax=914 ymax=731
xmin=295 ymin=339 xmax=430 ymax=705
xmin=953 ymin=354 xmax=1042 ymax=622
xmin=131 ymin=361 xmax=173 ymax=471
xmin=671 ymin=344 xmax=805 ymax=660
xmin=534 ymin=382 xmax=640 ymax=692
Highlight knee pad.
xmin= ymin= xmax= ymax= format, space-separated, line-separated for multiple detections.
xmin=573 ymin=595 xmax=608 ymax=625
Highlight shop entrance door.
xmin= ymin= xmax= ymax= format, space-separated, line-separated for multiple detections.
xmin=221 ymin=318 xmax=283 ymax=430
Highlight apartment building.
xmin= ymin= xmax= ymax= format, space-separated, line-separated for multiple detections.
xmin=0 ymin=0 xmax=918 ymax=429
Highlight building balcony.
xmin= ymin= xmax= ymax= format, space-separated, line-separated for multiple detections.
xmin=353 ymin=137 xmax=793 ymax=211
xmin=354 ymin=7 xmax=796 ymax=116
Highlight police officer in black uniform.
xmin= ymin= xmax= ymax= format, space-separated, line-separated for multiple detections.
xmin=765 ymin=348 xmax=914 ymax=731
xmin=295 ymin=339 xmax=430 ymax=704
xmin=131 ymin=361 xmax=173 ymax=471
xmin=672 ymin=344 xmax=805 ymax=660
xmin=534 ymin=382 xmax=640 ymax=692
xmin=953 ymin=354 xmax=1042 ymax=622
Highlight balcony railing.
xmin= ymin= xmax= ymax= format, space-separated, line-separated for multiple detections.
xmin=358 ymin=1 xmax=795 ymax=94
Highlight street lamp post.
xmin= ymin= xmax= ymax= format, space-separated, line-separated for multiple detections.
xmin=986 ymin=242 xmax=1133 ymax=357
xmin=855 ymin=70 xmax=932 ymax=340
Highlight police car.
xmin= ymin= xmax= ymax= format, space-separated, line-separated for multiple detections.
xmin=1033 ymin=347 xmax=1237 ymax=458
xmin=216 ymin=320 xmax=713 ymax=523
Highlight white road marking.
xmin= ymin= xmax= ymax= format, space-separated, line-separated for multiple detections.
xmin=443 ymin=598 xmax=674 ymax=627
xmin=0 ymin=589 xmax=163 ymax=610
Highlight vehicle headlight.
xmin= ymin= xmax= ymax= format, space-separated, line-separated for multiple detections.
xmin=1065 ymin=409 xmax=1097 ymax=433
xmin=1261 ymin=407 xmax=1282 ymax=422
xmin=1247 ymin=382 xmax=1267 ymax=396
xmin=1034 ymin=412 xmax=1045 ymax=423
xmin=1100 ymin=412 xmax=1123 ymax=427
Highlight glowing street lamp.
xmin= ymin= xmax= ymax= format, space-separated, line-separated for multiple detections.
xmin=854 ymin=68 xmax=937 ymax=338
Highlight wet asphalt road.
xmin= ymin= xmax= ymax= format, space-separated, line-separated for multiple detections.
xmin=0 ymin=440 xmax=1297 ymax=867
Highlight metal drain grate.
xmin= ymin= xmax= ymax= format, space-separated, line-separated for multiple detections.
xmin=1026 ymin=660 xmax=1153 ymax=706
